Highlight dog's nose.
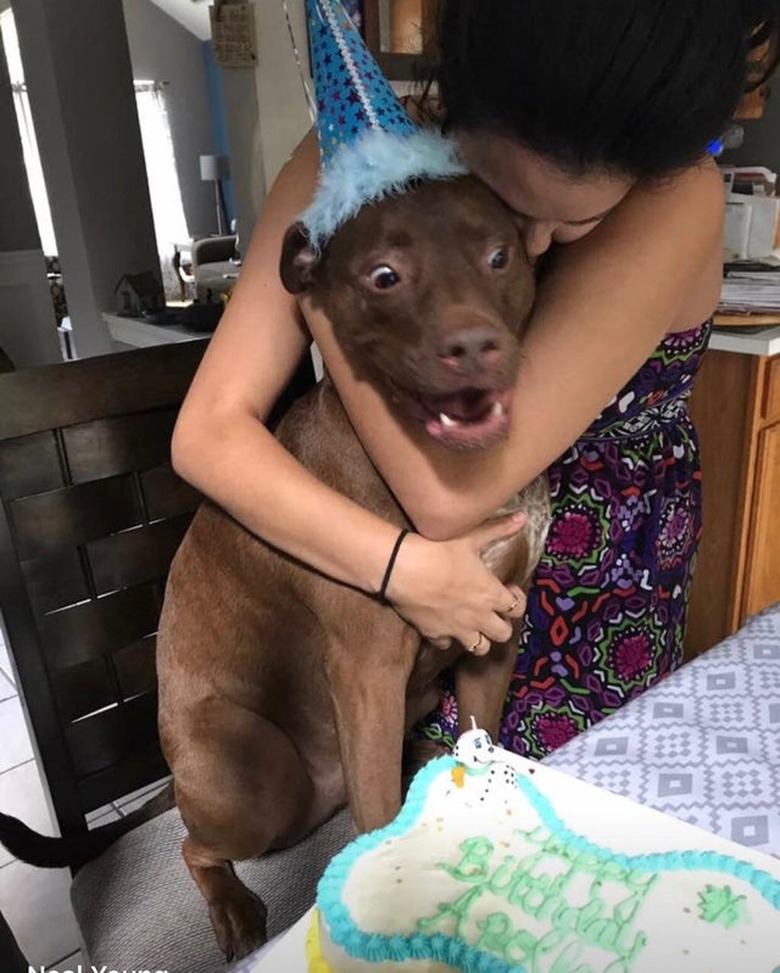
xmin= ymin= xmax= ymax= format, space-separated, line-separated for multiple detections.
xmin=438 ymin=326 xmax=502 ymax=375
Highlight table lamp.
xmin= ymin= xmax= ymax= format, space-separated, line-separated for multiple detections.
xmin=200 ymin=153 xmax=231 ymax=235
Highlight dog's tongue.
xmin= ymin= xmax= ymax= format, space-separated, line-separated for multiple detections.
xmin=414 ymin=387 xmax=511 ymax=450
xmin=421 ymin=389 xmax=490 ymax=420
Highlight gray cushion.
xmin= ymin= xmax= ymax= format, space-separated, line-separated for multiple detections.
xmin=71 ymin=806 xmax=353 ymax=973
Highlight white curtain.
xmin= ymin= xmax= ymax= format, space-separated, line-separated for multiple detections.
xmin=134 ymin=82 xmax=190 ymax=255
xmin=1 ymin=11 xmax=58 ymax=255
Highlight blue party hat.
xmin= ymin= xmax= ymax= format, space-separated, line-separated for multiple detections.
xmin=300 ymin=0 xmax=467 ymax=248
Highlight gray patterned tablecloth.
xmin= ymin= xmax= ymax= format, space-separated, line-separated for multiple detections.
xmin=544 ymin=602 xmax=780 ymax=858
xmin=236 ymin=603 xmax=780 ymax=970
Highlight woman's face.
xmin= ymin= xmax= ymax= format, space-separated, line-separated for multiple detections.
xmin=456 ymin=131 xmax=635 ymax=258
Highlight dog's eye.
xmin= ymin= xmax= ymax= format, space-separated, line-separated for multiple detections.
xmin=369 ymin=266 xmax=401 ymax=289
xmin=488 ymin=247 xmax=509 ymax=270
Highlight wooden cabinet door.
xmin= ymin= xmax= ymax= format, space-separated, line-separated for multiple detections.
xmin=744 ymin=422 xmax=780 ymax=617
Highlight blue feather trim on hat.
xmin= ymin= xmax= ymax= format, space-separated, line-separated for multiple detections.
xmin=300 ymin=127 xmax=468 ymax=249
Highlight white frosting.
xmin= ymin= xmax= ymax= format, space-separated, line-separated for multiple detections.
xmin=318 ymin=730 xmax=780 ymax=972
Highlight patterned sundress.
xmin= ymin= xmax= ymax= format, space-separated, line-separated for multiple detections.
xmin=421 ymin=320 xmax=712 ymax=759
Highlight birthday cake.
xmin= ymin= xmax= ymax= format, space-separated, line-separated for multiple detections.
xmin=309 ymin=726 xmax=780 ymax=972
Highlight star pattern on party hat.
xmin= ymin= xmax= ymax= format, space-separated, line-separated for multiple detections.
xmin=307 ymin=0 xmax=415 ymax=165
xmin=300 ymin=0 xmax=467 ymax=249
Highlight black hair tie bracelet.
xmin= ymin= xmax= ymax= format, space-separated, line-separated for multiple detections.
xmin=376 ymin=528 xmax=411 ymax=604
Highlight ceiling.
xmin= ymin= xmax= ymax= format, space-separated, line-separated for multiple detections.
xmin=0 ymin=0 xmax=210 ymax=39
xmin=148 ymin=0 xmax=211 ymax=41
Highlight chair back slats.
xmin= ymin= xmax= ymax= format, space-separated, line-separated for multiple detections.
xmin=10 ymin=476 xmax=144 ymax=559
xmin=139 ymin=463 xmax=202 ymax=521
xmin=22 ymin=549 xmax=91 ymax=616
xmin=65 ymin=692 xmax=161 ymax=779
xmin=0 ymin=342 xmax=208 ymax=836
xmin=86 ymin=514 xmax=193 ymax=595
xmin=0 ymin=342 xmax=316 ymax=838
xmin=0 ymin=341 xmax=208 ymax=440
xmin=78 ymin=750 xmax=171 ymax=813
xmin=62 ymin=410 xmax=178 ymax=483
xmin=37 ymin=584 xmax=160 ymax=670
xmin=113 ymin=634 xmax=157 ymax=699
xmin=0 ymin=512 xmax=85 ymax=828
xmin=53 ymin=658 xmax=119 ymax=724
xmin=0 ymin=432 xmax=63 ymax=500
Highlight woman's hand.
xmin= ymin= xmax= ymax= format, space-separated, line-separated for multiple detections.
xmin=385 ymin=513 xmax=528 ymax=655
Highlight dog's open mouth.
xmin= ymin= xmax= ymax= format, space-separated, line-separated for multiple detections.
xmin=406 ymin=387 xmax=512 ymax=450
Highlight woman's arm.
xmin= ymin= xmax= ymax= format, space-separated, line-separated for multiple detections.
xmin=172 ymin=131 xmax=525 ymax=649
xmin=304 ymin=161 xmax=725 ymax=539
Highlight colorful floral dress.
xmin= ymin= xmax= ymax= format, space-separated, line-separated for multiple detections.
xmin=421 ymin=320 xmax=712 ymax=759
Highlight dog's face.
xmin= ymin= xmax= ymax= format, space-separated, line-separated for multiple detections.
xmin=280 ymin=176 xmax=535 ymax=451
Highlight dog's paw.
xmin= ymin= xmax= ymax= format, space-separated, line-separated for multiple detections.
xmin=209 ymin=885 xmax=268 ymax=964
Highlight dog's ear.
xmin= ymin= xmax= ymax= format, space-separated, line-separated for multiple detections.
xmin=279 ymin=222 xmax=321 ymax=294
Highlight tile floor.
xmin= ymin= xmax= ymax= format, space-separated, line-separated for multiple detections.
xmin=0 ymin=628 xmax=168 ymax=971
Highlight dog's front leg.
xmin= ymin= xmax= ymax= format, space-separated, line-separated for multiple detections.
xmin=325 ymin=614 xmax=419 ymax=833
xmin=454 ymin=620 xmax=522 ymax=741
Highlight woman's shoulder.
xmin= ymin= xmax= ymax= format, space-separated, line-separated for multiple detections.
xmin=619 ymin=161 xmax=725 ymax=330
xmin=635 ymin=159 xmax=724 ymax=217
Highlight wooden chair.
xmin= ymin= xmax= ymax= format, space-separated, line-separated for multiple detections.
xmin=0 ymin=340 xmax=208 ymax=835
xmin=0 ymin=340 xmax=349 ymax=972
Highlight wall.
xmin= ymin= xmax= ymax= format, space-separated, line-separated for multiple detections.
xmin=218 ymin=0 xmax=312 ymax=242
xmin=14 ymin=0 xmax=160 ymax=358
xmin=0 ymin=30 xmax=60 ymax=367
xmin=203 ymin=41 xmax=234 ymax=227
xmin=221 ymin=2 xmax=408 ymax=245
xmin=220 ymin=64 xmax=261 ymax=245
xmin=122 ymin=0 xmax=218 ymax=238
xmin=254 ymin=0 xmax=312 ymax=190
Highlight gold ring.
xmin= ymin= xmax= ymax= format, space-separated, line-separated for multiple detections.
xmin=507 ymin=595 xmax=519 ymax=613
xmin=468 ymin=633 xmax=483 ymax=654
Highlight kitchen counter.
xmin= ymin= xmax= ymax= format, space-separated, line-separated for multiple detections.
xmin=104 ymin=311 xmax=325 ymax=379
xmin=710 ymin=323 xmax=780 ymax=356
xmin=103 ymin=312 xmax=210 ymax=348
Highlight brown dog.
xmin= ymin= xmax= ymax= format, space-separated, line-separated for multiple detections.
xmin=156 ymin=175 xmax=550 ymax=961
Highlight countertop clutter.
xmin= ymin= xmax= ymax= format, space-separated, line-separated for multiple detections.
xmin=715 ymin=164 xmax=780 ymax=353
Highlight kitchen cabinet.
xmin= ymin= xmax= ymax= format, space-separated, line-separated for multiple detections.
xmin=686 ymin=343 xmax=780 ymax=657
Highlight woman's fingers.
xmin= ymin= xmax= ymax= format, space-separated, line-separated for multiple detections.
xmin=467 ymin=511 xmax=527 ymax=555
xmin=463 ymin=631 xmax=491 ymax=656
xmin=385 ymin=528 xmax=527 ymax=653
xmin=499 ymin=584 xmax=526 ymax=619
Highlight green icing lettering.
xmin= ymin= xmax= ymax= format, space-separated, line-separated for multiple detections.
xmin=697 ymin=884 xmax=749 ymax=929
xmin=475 ymin=912 xmax=513 ymax=954
xmin=422 ymin=828 xmax=660 ymax=969
xmin=486 ymin=855 xmax=519 ymax=896
xmin=439 ymin=837 xmax=494 ymax=883
xmin=549 ymin=941 xmax=597 ymax=973
xmin=504 ymin=928 xmax=541 ymax=966
xmin=416 ymin=884 xmax=484 ymax=937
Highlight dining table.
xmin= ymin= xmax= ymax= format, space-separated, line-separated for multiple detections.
xmin=237 ymin=601 xmax=780 ymax=971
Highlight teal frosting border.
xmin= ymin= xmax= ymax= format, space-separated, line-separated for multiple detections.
xmin=316 ymin=756 xmax=780 ymax=972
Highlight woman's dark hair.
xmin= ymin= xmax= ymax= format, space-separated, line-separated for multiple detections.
xmin=434 ymin=0 xmax=780 ymax=178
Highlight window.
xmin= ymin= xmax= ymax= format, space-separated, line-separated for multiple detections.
xmin=0 ymin=12 xmax=189 ymax=269
xmin=134 ymin=81 xmax=190 ymax=255
xmin=0 ymin=10 xmax=57 ymax=255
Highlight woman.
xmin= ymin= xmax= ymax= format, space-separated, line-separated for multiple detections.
xmin=171 ymin=1 xmax=779 ymax=756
